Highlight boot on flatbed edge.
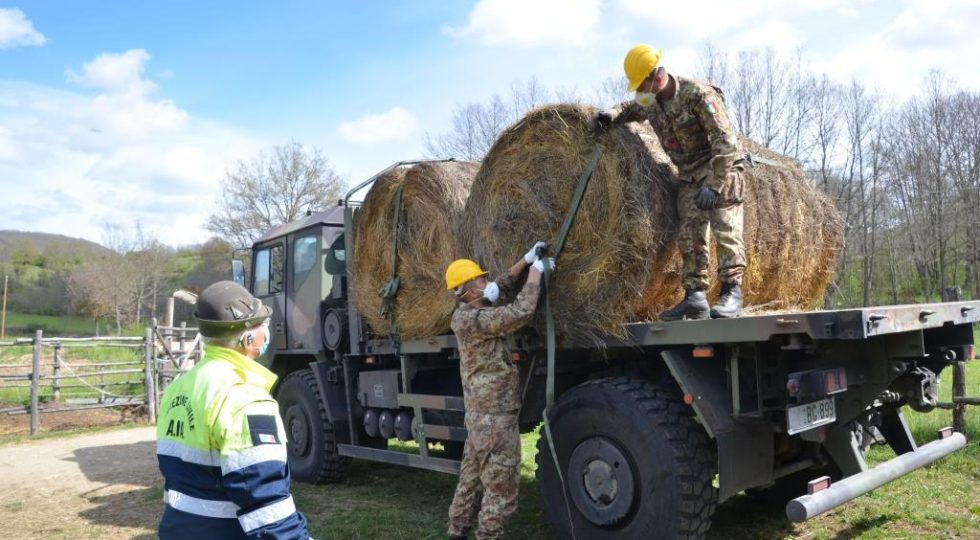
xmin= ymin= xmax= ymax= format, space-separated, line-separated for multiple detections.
xmin=660 ymin=289 xmax=710 ymax=321
xmin=711 ymin=283 xmax=743 ymax=318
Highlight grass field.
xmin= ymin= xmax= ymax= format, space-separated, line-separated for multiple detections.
xmin=0 ymin=312 xmax=145 ymax=338
xmin=1 ymin=313 xmax=102 ymax=337
xmin=294 ymin=357 xmax=980 ymax=540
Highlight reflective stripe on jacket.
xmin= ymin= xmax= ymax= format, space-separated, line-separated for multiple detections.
xmin=156 ymin=344 xmax=308 ymax=539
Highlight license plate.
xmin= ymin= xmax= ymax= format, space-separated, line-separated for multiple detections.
xmin=787 ymin=398 xmax=836 ymax=435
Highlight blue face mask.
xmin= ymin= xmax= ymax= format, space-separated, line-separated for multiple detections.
xmin=257 ymin=321 xmax=271 ymax=357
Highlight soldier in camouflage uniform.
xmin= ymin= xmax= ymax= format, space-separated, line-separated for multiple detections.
xmin=443 ymin=244 xmax=554 ymax=540
xmin=595 ymin=45 xmax=746 ymax=319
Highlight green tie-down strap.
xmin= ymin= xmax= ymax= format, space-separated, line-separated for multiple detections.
xmin=379 ymin=185 xmax=405 ymax=335
xmin=539 ymin=143 xmax=601 ymax=540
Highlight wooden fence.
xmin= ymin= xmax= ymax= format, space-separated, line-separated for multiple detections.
xmin=152 ymin=318 xmax=202 ymax=386
xmin=0 ymin=330 xmax=152 ymax=435
xmin=936 ymin=358 xmax=979 ymax=433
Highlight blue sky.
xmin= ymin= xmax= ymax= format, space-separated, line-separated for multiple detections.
xmin=1 ymin=0 xmax=979 ymax=246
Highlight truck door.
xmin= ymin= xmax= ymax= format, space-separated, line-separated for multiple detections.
xmin=286 ymin=232 xmax=320 ymax=350
xmin=252 ymin=242 xmax=287 ymax=351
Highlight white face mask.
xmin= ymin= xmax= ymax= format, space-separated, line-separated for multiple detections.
xmin=635 ymin=91 xmax=656 ymax=108
xmin=480 ymin=282 xmax=500 ymax=304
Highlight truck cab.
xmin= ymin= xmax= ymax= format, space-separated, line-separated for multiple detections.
xmin=250 ymin=207 xmax=347 ymax=365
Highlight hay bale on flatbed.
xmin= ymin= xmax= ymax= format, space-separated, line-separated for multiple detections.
xmin=457 ymin=104 xmax=678 ymax=342
xmin=351 ymin=160 xmax=479 ymax=339
xmin=460 ymin=104 xmax=843 ymax=342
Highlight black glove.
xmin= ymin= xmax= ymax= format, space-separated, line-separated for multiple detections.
xmin=592 ymin=110 xmax=613 ymax=133
xmin=695 ymin=186 xmax=719 ymax=210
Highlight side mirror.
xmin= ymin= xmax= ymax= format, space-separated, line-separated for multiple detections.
xmin=232 ymin=259 xmax=246 ymax=287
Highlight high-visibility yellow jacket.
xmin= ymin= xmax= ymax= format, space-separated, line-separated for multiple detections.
xmin=156 ymin=344 xmax=308 ymax=539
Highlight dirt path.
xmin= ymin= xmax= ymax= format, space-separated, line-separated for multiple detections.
xmin=0 ymin=426 xmax=162 ymax=540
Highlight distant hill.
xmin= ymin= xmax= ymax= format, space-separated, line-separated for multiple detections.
xmin=0 ymin=230 xmax=109 ymax=263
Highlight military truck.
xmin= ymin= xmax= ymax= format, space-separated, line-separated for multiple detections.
xmin=239 ymin=161 xmax=977 ymax=539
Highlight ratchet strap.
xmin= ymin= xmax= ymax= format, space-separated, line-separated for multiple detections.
xmin=540 ymin=143 xmax=602 ymax=539
xmin=378 ymin=184 xmax=404 ymax=337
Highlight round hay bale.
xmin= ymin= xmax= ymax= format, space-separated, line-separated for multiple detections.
xmin=457 ymin=104 xmax=678 ymax=342
xmin=738 ymin=138 xmax=844 ymax=310
xmin=633 ymin=138 xmax=845 ymax=317
xmin=351 ymin=160 xmax=479 ymax=339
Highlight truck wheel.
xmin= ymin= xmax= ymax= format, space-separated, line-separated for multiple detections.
xmin=276 ymin=369 xmax=349 ymax=484
xmin=535 ymin=377 xmax=716 ymax=540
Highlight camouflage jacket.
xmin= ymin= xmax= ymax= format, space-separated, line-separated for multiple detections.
xmin=612 ymin=75 xmax=741 ymax=190
xmin=450 ymin=273 xmax=541 ymax=414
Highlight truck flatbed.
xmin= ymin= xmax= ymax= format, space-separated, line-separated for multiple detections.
xmin=360 ymin=300 xmax=980 ymax=355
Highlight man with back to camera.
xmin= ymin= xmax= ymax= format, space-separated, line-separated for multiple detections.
xmin=156 ymin=280 xmax=310 ymax=539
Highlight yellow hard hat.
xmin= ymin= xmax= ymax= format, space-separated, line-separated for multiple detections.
xmin=445 ymin=259 xmax=488 ymax=291
xmin=624 ymin=44 xmax=663 ymax=92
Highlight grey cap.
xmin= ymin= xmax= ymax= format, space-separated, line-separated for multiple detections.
xmin=195 ymin=281 xmax=272 ymax=337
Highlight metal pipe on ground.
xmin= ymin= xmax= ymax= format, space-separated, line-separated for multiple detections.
xmin=786 ymin=431 xmax=967 ymax=522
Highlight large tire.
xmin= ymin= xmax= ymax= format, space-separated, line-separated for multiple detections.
xmin=276 ymin=369 xmax=349 ymax=484
xmin=535 ymin=377 xmax=716 ymax=540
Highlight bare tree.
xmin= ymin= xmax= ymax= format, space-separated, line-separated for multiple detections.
xmin=67 ymin=224 xmax=139 ymax=333
xmin=423 ymin=77 xmax=592 ymax=161
xmin=591 ymin=75 xmax=630 ymax=109
xmin=697 ymin=43 xmax=730 ymax=91
xmin=946 ymin=91 xmax=980 ymax=297
xmin=207 ymin=141 xmax=346 ymax=249
xmin=424 ymin=97 xmax=513 ymax=160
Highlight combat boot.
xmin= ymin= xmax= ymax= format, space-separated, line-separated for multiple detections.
xmin=711 ymin=283 xmax=743 ymax=318
xmin=659 ymin=289 xmax=710 ymax=321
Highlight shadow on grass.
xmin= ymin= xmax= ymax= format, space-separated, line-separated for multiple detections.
xmin=71 ymin=439 xmax=163 ymax=536
xmin=828 ymin=514 xmax=892 ymax=540
xmin=71 ymin=440 xmax=158 ymax=487
xmin=297 ymin=458 xmax=556 ymax=540
xmin=76 ymin=485 xmax=162 ymax=539
xmin=709 ymin=493 xmax=796 ymax=540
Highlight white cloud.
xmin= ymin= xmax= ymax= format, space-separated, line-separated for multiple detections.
xmin=812 ymin=0 xmax=980 ymax=95
xmin=730 ymin=19 xmax=802 ymax=53
xmin=63 ymin=49 xmax=188 ymax=145
xmin=444 ymin=0 xmax=600 ymax=46
xmin=618 ymin=0 xmax=784 ymax=38
xmin=67 ymin=49 xmax=156 ymax=93
xmin=0 ymin=51 xmax=264 ymax=246
xmin=885 ymin=0 xmax=980 ymax=49
xmin=337 ymin=107 xmax=418 ymax=144
xmin=0 ymin=8 xmax=45 ymax=49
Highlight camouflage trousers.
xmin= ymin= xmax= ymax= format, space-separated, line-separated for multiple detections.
xmin=678 ymin=170 xmax=746 ymax=291
xmin=447 ymin=412 xmax=520 ymax=540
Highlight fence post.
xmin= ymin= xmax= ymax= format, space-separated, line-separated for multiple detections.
xmin=164 ymin=298 xmax=175 ymax=352
xmin=952 ymin=361 xmax=967 ymax=434
xmin=30 ymin=329 xmax=41 ymax=436
xmin=52 ymin=343 xmax=61 ymax=403
xmin=144 ymin=326 xmax=157 ymax=424
xmin=179 ymin=321 xmax=187 ymax=352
